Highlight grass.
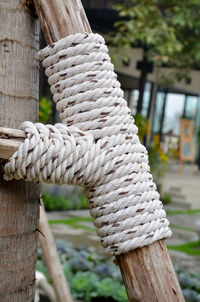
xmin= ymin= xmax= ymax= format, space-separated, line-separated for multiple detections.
xmin=170 ymin=224 xmax=196 ymax=233
xmin=166 ymin=209 xmax=200 ymax=215
xmin=168 ymin=241 xmax=200 ymax=256
xmin=48 ymin=213 xmax=200 ymax=259
xmin=48 ymin=217 xmax=96 ymax=232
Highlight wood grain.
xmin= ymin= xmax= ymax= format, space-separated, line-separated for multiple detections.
xmin=0 ymin=127 xmax=25 ymax=160
xmin=116 ymin=240 xmax=184 ymax=302
xmin=0 ymin=0 xmax=40 ymax=300
xmin=39 ymin=204 xmax=73 ymax=302
xmin=0 ymin=0 xmax=185 ymax=301
xmin=0 ymin=138 xmax=22 ymax=160
xmin=33 ymin=0 xmax=91 ymax=44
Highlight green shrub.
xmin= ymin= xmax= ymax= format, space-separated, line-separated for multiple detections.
xmin=133 ymin=114 xmax=148 ymax=142
xmin=39 ymin=97 xmax=52 ymax=123
xmin=37 ymin=240 xmax=200 ymax=302
xmin=161 ymin=192 xmax=171 ymax=204
xmin=42 ymin=192 xmax=88 ymax=211
xmin=37 ymin=240 xmax=128 ymax=302
xmin=113 ymin=284 xmax=128 ymax=302
xmin=43 ymin=193 xmax=72 ymax=211
xmin=71 ymin=272 xmax=99 ymax=301
xmin=95 ymin=278 xmax=128 ymax=301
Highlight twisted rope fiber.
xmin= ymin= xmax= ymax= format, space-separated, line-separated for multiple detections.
xmin=4 ymin=33 xmax=171 ymax=255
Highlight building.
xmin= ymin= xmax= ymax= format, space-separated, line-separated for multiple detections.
xmin=81 ymin=0 xmax=200 ymax=162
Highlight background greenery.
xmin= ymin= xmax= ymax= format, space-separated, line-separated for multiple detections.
xmin=109 ymin=0 xmax=200 ymax=83
xmin=37 ymin=239 xmax=200 ymax=302
xmin=37 ymin=240 xmax=128 ymax=302
xmin=39 ymin=97 xmax=52 ymax=123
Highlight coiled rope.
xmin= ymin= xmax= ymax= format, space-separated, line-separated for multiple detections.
xmin=4 ymin=33 xmax=171 ymax=255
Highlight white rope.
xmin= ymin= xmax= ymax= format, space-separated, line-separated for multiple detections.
xmin=4 ymin=33 xmax=171 ymax=255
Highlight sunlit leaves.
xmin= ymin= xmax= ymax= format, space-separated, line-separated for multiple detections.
xmin=108 ymin=0 xmax=200 ymax=72
xmin=39 ymin=97 xmax=52 ymax=123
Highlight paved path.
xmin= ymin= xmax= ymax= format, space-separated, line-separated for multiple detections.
xmin=162 ymin=163 xmax=200 ymax=209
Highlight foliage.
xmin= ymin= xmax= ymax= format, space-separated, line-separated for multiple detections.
xmin=168 ymin=241 xmax=200 ymax=256
xmin=42 ymin=191 xmax=87 ymax=211
xmin=161 ymin=192 xmax=171 ymax=204
xmin=71 ymin=272 xmax=99 ymax=301
xmin=39 ymin=97 xmax=52 ymax=123
xmin=177 ymin=272 xmax=200 ymax=301
xmin=134 ymin=114 xmax=148 ymax=142
xmin=197 ymin=128 xmax=200 ymax=145
xmin=148 ymin=134 xmax=169 ymax=186
xmin=170 ymin=224 xmax=195 ymax=233
xmin=37 ymin=239 xmax=200 ymax=302
xmin=166 ymin=209 xmax=200 ymax=215
xmin=43 ymin=194 xmax=72 ymax=211
xmin=182 ymin=288 xmax=200 ymax=302
xmin=133 ymin=115 xmax=169 ymax=189
xmin=37 ymin=240 xmax=128 ymax=302
xmin=109 ymin=0 xmax=200 ymax=79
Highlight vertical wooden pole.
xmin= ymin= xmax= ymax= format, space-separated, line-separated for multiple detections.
xmin=0 ymin=1 xmax=40 ymax=301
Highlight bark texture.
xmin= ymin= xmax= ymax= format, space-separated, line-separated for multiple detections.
xmin=33 ymin=0 xmax=91 ymax=43
xmin=0 ymin=0 xmax=40 ymax=301
xmin=116 ymin=240 xmax=184 ymax=302
xmin=39 ymin=205 xmax=73 ymax=302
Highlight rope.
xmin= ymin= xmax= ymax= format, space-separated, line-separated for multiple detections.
xmin=4 ymin=33 xmax=171 ymax=255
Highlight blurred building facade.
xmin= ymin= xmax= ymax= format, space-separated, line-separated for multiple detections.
xmin=82 ymin=0 xmax=200 ymax=162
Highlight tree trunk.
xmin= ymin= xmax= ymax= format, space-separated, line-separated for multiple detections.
xmin=0 ymin=1 xmax=40 ymax=301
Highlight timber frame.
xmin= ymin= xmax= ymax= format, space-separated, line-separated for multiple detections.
xmin=0 ymin=1 xmax=185 ymax=301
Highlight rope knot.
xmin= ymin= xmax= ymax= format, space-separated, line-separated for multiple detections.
xmin=4 ymin=33 xmax=171 ymax=255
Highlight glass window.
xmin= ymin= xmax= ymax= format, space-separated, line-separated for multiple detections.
xmin=123 ymin=89 xmax=130 ymax=104
xmin=184 ymin=96 xmax=198 ymax=119
xmin=129 ymin=89 xmax=139 ymax=115
xmin=152 ymin=92 xmax=165 ymax=134
xmin=141 ymin=82 xmax=152 ymax=118
xmin=162 ymin=93 xmax=185 ymax=136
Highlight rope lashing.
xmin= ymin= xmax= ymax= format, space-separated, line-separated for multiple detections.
xmin=4 ymin=33 xmax=171 ymax=255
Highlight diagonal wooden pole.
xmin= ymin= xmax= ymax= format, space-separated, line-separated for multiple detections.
xmin=39 ymin=202 xmax=73 ymax=302
xmin=0 ymin=0 xmax=185 ymax=301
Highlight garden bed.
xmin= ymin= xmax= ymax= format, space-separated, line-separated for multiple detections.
xmin=37 ymin=239 xmax=200 ymax=302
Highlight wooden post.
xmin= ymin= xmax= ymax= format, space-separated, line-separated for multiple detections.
xmin=0 ymin=0 xmax=185 ymax=301
xmin=117 ymin=240 xmax=183 ymax=302
xmin=33 ymin=0 xmax=91 ymax=44
xmin=0 ymin=1 xmax=40 ymax=301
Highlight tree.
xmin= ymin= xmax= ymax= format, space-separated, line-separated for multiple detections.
xmin=110 ymin=0 xmax=200 ymax=80
xmin=0 ymin=1 xmax=39 ymax=300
